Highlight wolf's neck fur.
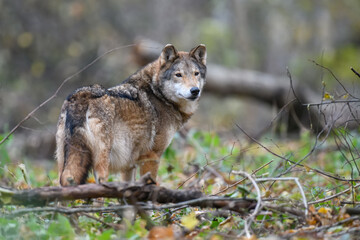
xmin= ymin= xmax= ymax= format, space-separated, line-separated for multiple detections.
xmin=127 ymin=60 xmax=193 ymax=123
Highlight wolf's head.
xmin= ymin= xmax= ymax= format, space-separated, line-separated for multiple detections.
xmin=154 ymin=44 xmax=207 ymax=114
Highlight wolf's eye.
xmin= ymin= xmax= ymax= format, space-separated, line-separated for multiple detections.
xmin=175 ymin=73 xmax=182 ymax=77
xmin=194 ymin=72 xmax=200 ymax=76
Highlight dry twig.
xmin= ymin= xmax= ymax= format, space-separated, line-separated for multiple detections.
xmin=232 ymin=171 xmax=262 ymax=239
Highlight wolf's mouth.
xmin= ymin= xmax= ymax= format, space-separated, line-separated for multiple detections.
xmin=178 ymin=93 xmax=199 ymax=101
xmin=186 ymin=96 xmax=198 ymax=101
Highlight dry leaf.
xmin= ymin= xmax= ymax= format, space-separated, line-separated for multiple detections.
xmin=87 ymin=176 xmax=96 ymax=183
xmin=240 ymin=235 xmax=257 ymax=240
xmin=263 ymin=190 xmax=271 ymax=198
xmin=148 ymin=226 xmax=175 ymax=240
xmin=317 ymin=207 xmax=328 ymax=214
xmin=304 ymin=164 xmax=311 ymax=172
xmin=307 ymin=217 xmax=317 ymax=226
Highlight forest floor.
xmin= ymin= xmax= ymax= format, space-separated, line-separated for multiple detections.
xmin=1 ymin=127 xmax=360 ymax=240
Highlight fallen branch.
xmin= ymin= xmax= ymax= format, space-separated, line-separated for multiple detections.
xmin=0 ymin=173 xmax=256 ymax=215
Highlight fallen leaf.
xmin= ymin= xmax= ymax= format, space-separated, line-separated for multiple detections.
xmin=181 ymin=212 xmax=199 ymax=230
xmin=304 ymin=164 xmax=311 ymax=172
xmin=318 ymin=207 xmax=328 ymax=214
xmin=263 ymin=190 xmax=271 ymax=198
xmin=307 ymin=217 xmax=317 ymax=226
xmin=87 ymin=176 xmax=96 ymax=183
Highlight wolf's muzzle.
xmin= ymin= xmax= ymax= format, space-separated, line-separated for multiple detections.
xmin=190 ymin=87 xmax=200 ymax=97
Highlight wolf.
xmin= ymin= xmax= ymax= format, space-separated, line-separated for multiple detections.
xmin=56 ymin=44 xmax=207 ymax=186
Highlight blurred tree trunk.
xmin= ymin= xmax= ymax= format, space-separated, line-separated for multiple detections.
xmin=232 ymin=1 xmax=254 ymax=69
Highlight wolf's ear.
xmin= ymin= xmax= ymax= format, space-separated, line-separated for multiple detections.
xmin=190 ymin=44 xmax=207 ymax=65
xmin=160 ymin=44 xmax=179 ymax=65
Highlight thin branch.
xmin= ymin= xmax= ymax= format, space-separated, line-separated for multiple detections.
xmin=177 ymin=143 xmax=235 ymax=189
xmin=304 ymin=99 xmax=360 ymax=107
xmin=327 ymin=227 xmax=360 ymax=238
xmin=351 ymin=67 xmax=360 ymax=79
xmin=4 ymin=196 xmax=256 ymax=217
xmin=308 ymin=183 xmax=360 ymax=205
xmin=287 ymin=67 xmax=302 ymax=104
xmin=311 ymin=60 xmax=359 ymax=100
xmin=81 ymin=213 xmax=116 ymax=229
xmin=284 ymin=216 xmax=360 ymax=238
xmin=235 ymin=123 xmax=360 ymax=182
xmin=213 ymin=160 xmax=273 ymax=196
xmin=254 ymin=177 xmax=308 ymax=216
xmin=263 ymin=204 xmax=305 ymax=218
xmin=232 ymin=171 xmax=262 ymax=239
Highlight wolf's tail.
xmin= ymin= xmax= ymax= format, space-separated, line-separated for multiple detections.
xmin=57 ymin=87 xmax=102 ymax=186
xmin=60 ymin=138 xmax=92 ymax=186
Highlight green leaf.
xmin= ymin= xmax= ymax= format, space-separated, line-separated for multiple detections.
xmin=47 ymin=215 xmax=75 ymax=239
xmin=97 ymin=229 xmax=115 ymax=240
xmin=0 ymin=217 xmax=19 ymax=239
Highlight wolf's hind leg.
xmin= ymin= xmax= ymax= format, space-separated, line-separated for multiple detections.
xmin=60 ymin=141 xmax=92 ymax=186
xmin=138 ymin=152 xmax=159 ymax=181
xmin=93 ymin=149 xmax=110 ymax=183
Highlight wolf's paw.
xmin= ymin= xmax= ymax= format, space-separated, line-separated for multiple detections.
xmin=96 ymin=177 xmax=106 ymax=184
xmin=60 ymin=170 xmax=77 ymax=186
xmin=66 ymin=177 xmax=76 ymax=186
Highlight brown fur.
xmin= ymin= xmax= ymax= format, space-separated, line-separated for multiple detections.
xmin=56 ymin=44 xmax=207 ymax=186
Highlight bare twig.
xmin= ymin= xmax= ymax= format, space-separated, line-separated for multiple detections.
xmin=235 ymin=123 xmax=360 ymax=182
xmin=351 ymin=67 xmax=360 ymax=79
xmin=81 ymin=213 xmax=116 ymax=229
xmin=4 ymin=196 xmax=256 ymax=217
xmin=213 ymin=160 xmax=273 ymax=196
xmin=284 ymin=216 xmax=360 ymax=238
xmin=327 ymin=226 xmax=360 ymax=238
xmin=304 ymin=99 xmax=360 ymax=107
xmin=308 ymin=183 xmax=360 ymax=205
xmin=254 ymin=177 xmax=308 ymax=216
xmin=232 ymin=171 xmax=262 ymax=239
xmin=311 ymin=60 xmax=359 ymax=100
xmin=287 ymin=67 xmax=302 ymax=104
xmin=263 ymin=204 xmax=305 ymax=218
xmin=177 ymin=143 xmax=235 ymax=189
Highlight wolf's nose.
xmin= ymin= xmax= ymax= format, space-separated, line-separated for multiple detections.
xmin=190 ymin=87 xmax=200 ymax=96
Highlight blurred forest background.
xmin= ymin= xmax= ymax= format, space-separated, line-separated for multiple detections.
xmin=1 ymin=0 xmax=360 ymax=162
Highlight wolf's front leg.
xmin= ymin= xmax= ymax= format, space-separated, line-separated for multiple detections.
xmin=137 ymin=152 xmax=159 ymax=181
xmin=120 ymin=166 xmax=136 ymax=182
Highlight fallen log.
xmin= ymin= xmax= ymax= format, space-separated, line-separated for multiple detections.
xmin=133 ymin=39 xmax=319 ymax=106
xmin=0 ymin=173 xmax=256 ymax=214
xmin=133 ymin=39 xmax=360 ymax=131
xmin=133 ymin=40 xmax=323 ymax=131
